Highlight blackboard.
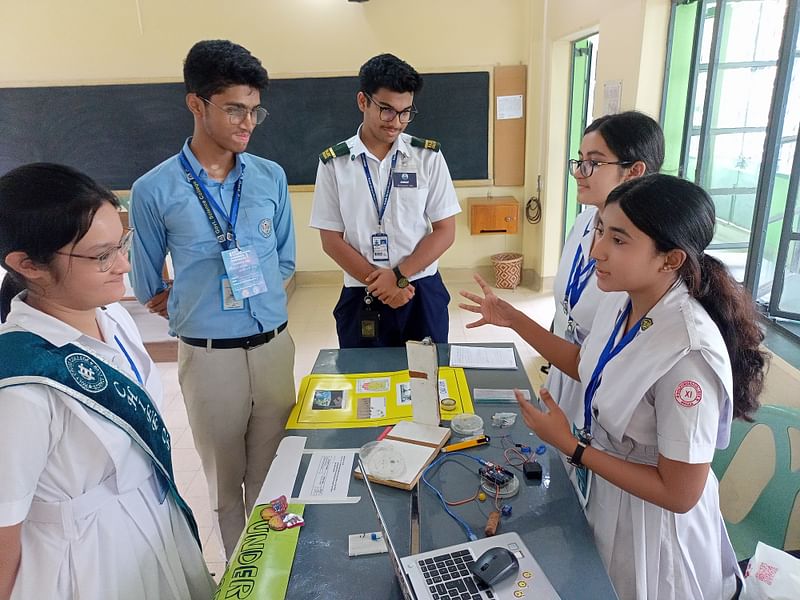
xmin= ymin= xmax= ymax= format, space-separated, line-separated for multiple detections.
xmin=0 ymin=71 xmax=489 ymax=188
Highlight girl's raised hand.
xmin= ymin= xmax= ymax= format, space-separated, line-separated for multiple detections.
xmin=458 ymin=274 xmax=518 ymax=328
xmin=514 ymin=388 xmax=574 ymax=454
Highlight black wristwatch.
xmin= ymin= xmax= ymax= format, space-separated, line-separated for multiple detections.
xmin=567 ymin=439 xmax=588 ymax=469
xmin=393 ymin=266 xmax=409 ymax=289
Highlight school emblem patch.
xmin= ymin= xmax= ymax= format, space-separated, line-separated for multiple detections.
xmin=258 ymin=218 xmax=272 ymax=238
xmin=65 ymin=353 xmax=108 ymax=393
xmin=674 ymin=380 xmax=702 ymax=407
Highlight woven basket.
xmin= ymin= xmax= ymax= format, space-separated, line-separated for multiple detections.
xmin=490 ymin=252 xmax=523 ymax=289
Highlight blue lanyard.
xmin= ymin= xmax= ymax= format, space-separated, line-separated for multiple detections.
xmin=179 ymin=152 xmax=244 ymax=250
xmin=361 ymin=151 xmax=398 ymax=227
xmin=581 ymin=300 xmax=644 ymax=436
xmin=563 ymin=222 xmax=597 ymax=312
xmin=114 ymin=335 xmax=144 ymax=386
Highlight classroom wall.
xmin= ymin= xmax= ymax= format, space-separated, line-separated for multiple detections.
xmin=525 ymin=0 xmax=671 ymax=285
xmin=0 ymin=0 xmax=671 ymax=281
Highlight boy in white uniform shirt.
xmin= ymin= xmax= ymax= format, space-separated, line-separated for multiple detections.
xmin=311 ymin=53 xmax=461 ymax=348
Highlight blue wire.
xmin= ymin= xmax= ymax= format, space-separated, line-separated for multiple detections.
xmin=421 ymin=452 xmax=488 ymax=542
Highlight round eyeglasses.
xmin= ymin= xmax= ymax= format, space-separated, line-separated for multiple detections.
xmin=55 ymin=228 xmax=134 ymax=272
xmin=199 ymin=96 xmax=268 ymax=126
xmin=365 ymin=93 xmax=418 ymax=124
xmin=568 ymin=158 xmax=634 ymax=178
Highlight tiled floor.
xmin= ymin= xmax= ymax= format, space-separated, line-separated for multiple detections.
xmin=156 ymin=275 xmax=555 ymax=578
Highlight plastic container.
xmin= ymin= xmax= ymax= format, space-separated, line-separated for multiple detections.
xmin=450 ymin=413 xmax=484 ymax=437
xmin=359 ymin=441 xmax=406 ymax=480
xmin=490 ymin=252 xmax=523 ymax=289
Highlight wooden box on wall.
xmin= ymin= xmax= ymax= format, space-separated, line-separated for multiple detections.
xmin=468 ymin=197 xmax=520 ymax=234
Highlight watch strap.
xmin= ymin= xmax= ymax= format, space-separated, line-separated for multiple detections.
xmin=567 ymin=439 xmax=588 ymax=468
xmin=393 ymin=266 xmax=408 ymax=288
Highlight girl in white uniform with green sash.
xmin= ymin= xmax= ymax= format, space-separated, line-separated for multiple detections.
xmin=0 ymin=164 xmax=215 ymax=599
xmin=461 ymin=175 xmax=767 ymax=599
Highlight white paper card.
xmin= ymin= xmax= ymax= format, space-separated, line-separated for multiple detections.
xmin=298 ymin=451 xmax=355 ymax=499
xmin=496 ymin=94 xmax=524 ymax=120
xmin=450 ymin=346 xmax=517 ymax=369
xmin=473 ymin=388 xmax=531 ymax=401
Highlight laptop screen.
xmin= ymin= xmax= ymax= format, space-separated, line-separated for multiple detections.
xmin=357 ymin=455 xmax=416 ymax=600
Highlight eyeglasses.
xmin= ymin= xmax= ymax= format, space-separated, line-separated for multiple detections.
xmin=568 ymin=158 xmax=634 ymax=178
xmin=365 ymin=93 xmax=418 ymax=124
xmin=199 ymin=96 xmax=268 ymax=126
xmin=56 ymin=228 xmax=134 ymax=272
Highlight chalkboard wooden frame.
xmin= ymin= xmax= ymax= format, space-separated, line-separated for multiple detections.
xmin=0 ymin=71 xmax=489 ymax=188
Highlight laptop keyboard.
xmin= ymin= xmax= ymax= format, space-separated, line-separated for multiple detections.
xmin=418 ymin=549 xmax=493 ymax=600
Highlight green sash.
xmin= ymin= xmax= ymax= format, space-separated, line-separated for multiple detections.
xmin=0 ymin=331 xmax=199 ymax=545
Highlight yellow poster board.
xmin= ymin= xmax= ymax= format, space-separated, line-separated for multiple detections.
xmin=286 ymin=367 xmax=473 ymax=429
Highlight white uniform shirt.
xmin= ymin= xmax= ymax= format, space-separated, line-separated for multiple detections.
xmin=0 ymin=296 xmax=213 ymax=599
xmin=577 ymin=283 xmax=738 ymax=599
xmin=310 ymin=128 xmax=461 ymax=287
xmin=545 ymin=206 xmax=624 ymax=499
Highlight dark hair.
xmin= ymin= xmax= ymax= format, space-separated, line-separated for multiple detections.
xmin=584 ymin=111 xmax=665 ymax=175
xmin=0 ymin=163 xmax=120 ymax=321
xmin=605 ymin=174 xmax=767 ymax=421
xmin=359 ymin=53 xmax=423 ymax=96
xmin=183 ymin=40 xmax=269 ymax=99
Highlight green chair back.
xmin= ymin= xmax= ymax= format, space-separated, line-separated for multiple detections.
xmin=712 ymin=405 xmax=800 ymax=561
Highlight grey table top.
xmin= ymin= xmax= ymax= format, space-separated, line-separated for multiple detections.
xmin=283 ymin=344 xmax=617 ymax=600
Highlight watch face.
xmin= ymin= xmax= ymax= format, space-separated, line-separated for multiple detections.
xmin=397 ymin=277 xmax=409 ymax=289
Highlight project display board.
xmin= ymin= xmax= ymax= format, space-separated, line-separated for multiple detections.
xmin=0 ymin=71 xmax=489 ymax=188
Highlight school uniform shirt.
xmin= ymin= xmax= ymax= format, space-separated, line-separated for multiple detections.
xmin=310 ymin=128 xmax=461 ymax=287
xmin=129 ymin=138 xmax=295 ymax=338
xmin=546 ymin=206 xmax=624 ymax=501
xmin=577 ymin=282 xmax=738 ymax=600
xmin=0 ymin=296 xmax=214 ymax=599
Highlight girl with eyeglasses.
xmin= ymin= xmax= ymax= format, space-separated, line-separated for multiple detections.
xmin=461 ymin=174 xmax=766 ymax=599
xmin=0 ymin=163 xmax=214 ymax=599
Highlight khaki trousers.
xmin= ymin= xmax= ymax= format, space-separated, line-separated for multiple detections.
xmin=177 ymin=328 xmax=296 ymax=559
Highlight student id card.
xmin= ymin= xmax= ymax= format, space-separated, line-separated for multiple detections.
xmin=371 ymin=233 xmax=389 ymax=262
xmin=221 ymin=246 xmax=268 ymax=301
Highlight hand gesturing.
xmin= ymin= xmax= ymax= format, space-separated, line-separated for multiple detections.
xmin=458 ymin=274 xmax=517 ymax=329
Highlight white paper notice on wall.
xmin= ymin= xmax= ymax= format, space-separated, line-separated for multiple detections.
xmin=496 ymin=94 xmax=524 ymax=120
xmin=603 ymin=80 xmax=622 ymax=115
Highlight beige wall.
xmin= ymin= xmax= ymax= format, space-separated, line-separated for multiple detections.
xmin=0 ymin=0 xmax=671 ymax=279
xmin=526 ymin=0 xmax=671 ymax=284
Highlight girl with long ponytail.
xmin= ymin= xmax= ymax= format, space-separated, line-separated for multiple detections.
xmin=460 ymin=174 xmax=767 ymax=599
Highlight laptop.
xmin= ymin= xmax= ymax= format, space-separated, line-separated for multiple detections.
xmin=357 ymin=456 xmax=561 ymax=600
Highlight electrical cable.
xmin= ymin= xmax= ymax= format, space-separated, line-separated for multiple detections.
xmin=421 ymin=452 xmax=488 ymax=542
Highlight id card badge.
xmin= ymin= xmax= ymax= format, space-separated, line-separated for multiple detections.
xmin=392 ymin=172 xmax=417 ymax=188
xmin=371 ymin=233 xmax=389 ymax=262
xmin=359 ymin=302 xmax=379 ymax=339
xmin=221 ymin=276 xmax=245 ymax=311
xmin=221 ymin=245 xmax=268 ymax=301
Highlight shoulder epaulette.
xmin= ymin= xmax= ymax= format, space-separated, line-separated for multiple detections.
xmin=410 ymin=136 xmax=441 ymax=152
xmin=319 ymin=141 xmax=351 ymax=164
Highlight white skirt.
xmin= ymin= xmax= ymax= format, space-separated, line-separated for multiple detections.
xmin=13 ymin=475 xmax=215 ymax=600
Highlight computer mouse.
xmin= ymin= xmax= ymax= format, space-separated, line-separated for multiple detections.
xmin=469 ymin=546 xmax=520 ymax=586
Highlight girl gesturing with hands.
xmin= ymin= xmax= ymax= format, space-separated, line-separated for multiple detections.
xmin=460 ymin=175 xmax=766 ymax=600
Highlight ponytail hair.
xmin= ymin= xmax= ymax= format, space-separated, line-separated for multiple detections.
xmin=0 ymin=163 xmax=119 ymax=322
xmin=606 ymin=174 xmax=767 ymax=421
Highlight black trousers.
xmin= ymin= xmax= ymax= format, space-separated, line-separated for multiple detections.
xmin=333 ymin=272 xmax=450 ymax=348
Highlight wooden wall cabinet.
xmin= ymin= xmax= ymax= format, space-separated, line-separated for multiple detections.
xmin=468 ymin=197 xmax=520 ymax=234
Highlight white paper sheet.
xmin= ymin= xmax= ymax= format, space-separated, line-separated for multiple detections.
xmin=496 ymin=94 xmax=524 ymax=120
xmin=449 ymin=345 xmax=517 ymax=369
xmin=298 ymin=450 xmax=355 ymax=499
xmin=473 ymin=388 xmax=531 ymax=401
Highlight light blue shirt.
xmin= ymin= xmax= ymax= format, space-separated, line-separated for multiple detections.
xmin=129 ymin=139 xmax=295 ymax=338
